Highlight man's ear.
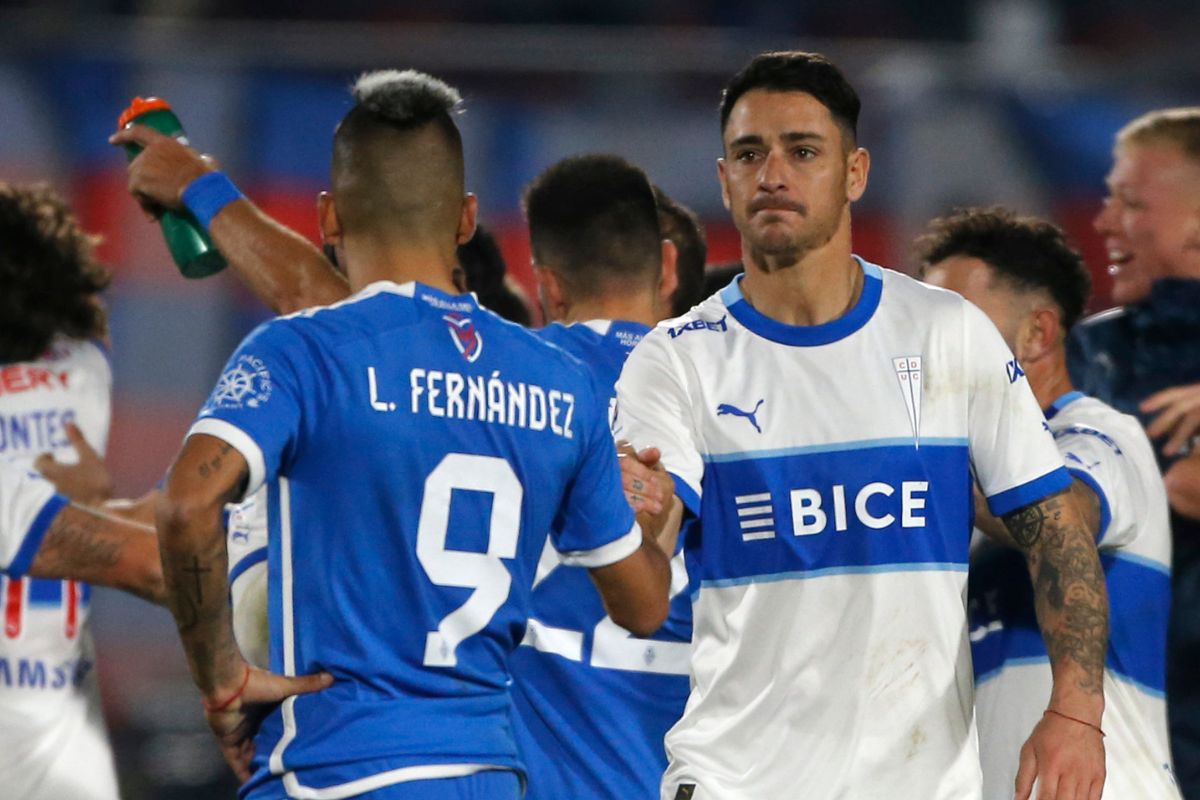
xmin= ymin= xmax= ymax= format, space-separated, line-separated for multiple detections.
xmin=533 ymin=264 xmax=567 ymax=323
xmin=659 ymin=239 xmax=680 ymax=313
xmin=318 ymin=191 xmax=341 ymax=246
xmin=846 ymin=147 xmax=870 ymax=202
xmin=1021 ymin=306 xmax=1062 ymax=363
xmin=717 ymin=158 xmax=731 ymax=211
xmin=457 ymin=193 xmax=479 ymax=246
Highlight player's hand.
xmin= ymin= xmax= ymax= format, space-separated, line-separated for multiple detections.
xmin=34 ymin=422 xmax=114 ymax=506
xmin=108 ymin=125 xmax=216 ymax=218
xmin=616 ymin=441 xmax=668 ymax=515
xmin=1014 ymin=711 xmax=1105 ymax=800
xmin=203 ymin=663 xmax=334 ymax=783
xmin=1142 ymin=383 xmax=1200 ymax=456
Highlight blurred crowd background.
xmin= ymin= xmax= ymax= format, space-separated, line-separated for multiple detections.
xmin=1 ymin=0 xmax=1197 ymax=795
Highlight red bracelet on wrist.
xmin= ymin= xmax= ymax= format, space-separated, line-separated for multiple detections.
xmin=1044 ymin=708 xmax=1105 ymax=737
xmin=203 ymin=664 xmax=251 ymax=714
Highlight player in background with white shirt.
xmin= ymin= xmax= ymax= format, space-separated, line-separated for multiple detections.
xmin=616 ymin=51 xmax=1109 ymax=800
xmin=155 ymin=71 xmax=671 ymax=798
xmin=919 ymin=207 xmax=1181 ymax=799
xmin=0 ymin=461 xmax=162 ymax=598
xmin=511 ymin=153 xmax=689 ymax=800
xmin=0 ymin=181 xmax=149 ymax=800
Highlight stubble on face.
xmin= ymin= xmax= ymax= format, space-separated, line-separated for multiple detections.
xmin=722 ymin=90 xmax=852 ymax=273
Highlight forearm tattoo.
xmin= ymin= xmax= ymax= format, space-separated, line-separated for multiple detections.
xmin=38 ymin=513 xmax=122 ymax=575
xmin=1001 ymin=490 xmax=1108 ymax=695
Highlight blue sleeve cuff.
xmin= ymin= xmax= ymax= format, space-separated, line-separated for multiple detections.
xmin=670 ymin=471 xmax=701 ymax=519
xmin=8 ymin=494 xmax=69 ymax=578
xmin=986 ymin=467 xmax=1072 ymax=518
xmin=1067 ymin=468 xmax=1112 ymax=543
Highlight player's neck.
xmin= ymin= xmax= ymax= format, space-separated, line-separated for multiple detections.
xmin=739 ymin=238 xmax=862 ymax=327
xmin=1027 ymin=350 xmax=1075 ymax=412
xmin=557 ymin=293 xmax=663 ymax=328
xmin=343 ymin=237 xmax=459 ymax=295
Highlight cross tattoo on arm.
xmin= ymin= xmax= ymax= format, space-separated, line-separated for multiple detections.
xmin=182 ymin=557 xmax=212 ymax=603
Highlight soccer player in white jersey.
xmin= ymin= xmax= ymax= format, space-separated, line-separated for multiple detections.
xmin=615 ymin=51 xmax=1110 ymax=800
xmin=919 ymin=207 xmax=1182 ymax=798
xmin=0 ymin=182 xmax=154 ymax=800
xmin=154 ymin=71 xmax=671 ymax=798
xmin=0 ymin=461 xmax=162 ymax=593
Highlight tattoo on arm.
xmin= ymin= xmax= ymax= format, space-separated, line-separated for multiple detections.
xmin=37 ymin=513 xmax=123 ymax=574
xmin=1000 ymin=490 xmax=1109 ymax=697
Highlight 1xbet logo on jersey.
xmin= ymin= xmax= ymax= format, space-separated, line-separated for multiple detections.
xmin=444 ymin=313 xmax=483 ymax=363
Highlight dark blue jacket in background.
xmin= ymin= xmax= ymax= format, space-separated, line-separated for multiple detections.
xmin=1068 ymin=277 xmax=1200 ymax=799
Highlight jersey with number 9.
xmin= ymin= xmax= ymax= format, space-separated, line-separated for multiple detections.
xmin=189 ymin=282 xmax=641 ymax=799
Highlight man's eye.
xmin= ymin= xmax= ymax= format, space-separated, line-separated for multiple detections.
xmin=794 ymin=147 xmax=816 ymax=159
xmin=735 ymin=151 xmax=759 ymax=163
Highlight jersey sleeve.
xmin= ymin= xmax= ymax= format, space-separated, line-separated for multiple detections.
xmin=1055 ymin=426 xmax=1133 ymax=547
xmin=614 ymin=331 xmax=704 ymax=517
xmin=550 ymin=372 xmax=642 ymax=569
xmin=0 ymin=462 xmax=68 ymax=577
xmin=963 ymin=302 xmax=1071 ymax=516
xmin=187 ymin=321 xmax=306 ymax=501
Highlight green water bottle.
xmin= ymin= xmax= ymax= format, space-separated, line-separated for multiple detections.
xmin=117 ymin=97 xmax=227 ymax=279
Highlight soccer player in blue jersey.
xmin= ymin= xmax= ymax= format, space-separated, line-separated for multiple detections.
xmin=617 ymin=52 xmax=1110 ymax=800
xmin=512 ymin=154 xmax=689 ymax=799
xmin=919 ymin=207 xmax=1181 ymax=798
xmin=154 ymin=71 xmax=671 ymax=799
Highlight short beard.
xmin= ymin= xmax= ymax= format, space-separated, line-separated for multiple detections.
xmin=745 ymin=219 xmax=838 ymax=272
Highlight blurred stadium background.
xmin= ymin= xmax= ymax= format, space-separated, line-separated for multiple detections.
xmin=1 ymin=0 xmax=1197 ymax=795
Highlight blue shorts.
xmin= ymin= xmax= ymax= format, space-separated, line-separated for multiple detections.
xmin=248 ymin=770 xmax=522 ymax=799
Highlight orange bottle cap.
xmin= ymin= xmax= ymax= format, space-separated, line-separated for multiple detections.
xmin=118 ymin=96 xmax=173 ymax=129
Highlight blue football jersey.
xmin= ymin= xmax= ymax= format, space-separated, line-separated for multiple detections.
xmin=187 ymin=282 xmax=641 ymax=799
xmin=511 ymin=319 xmax=692 ymax=800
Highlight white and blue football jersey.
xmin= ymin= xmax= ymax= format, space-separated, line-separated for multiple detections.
xmin=971 ymin=391 xmax=1181 ymax=798
xmin=0 ymin=337 xmax=118 ymax=800
xmin=0 ymin=461 xmax=67 ymax=577
xmin=189 ymin=281 xmax=642 ymax=799
xmin=510 ymin=319 xmax=692 ymax=800
xmin=616 ymin=258 xmax=1071 ymax=800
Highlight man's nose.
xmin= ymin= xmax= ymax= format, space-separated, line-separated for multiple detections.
xmin=757 ymin=150 xmax=788 ymax=192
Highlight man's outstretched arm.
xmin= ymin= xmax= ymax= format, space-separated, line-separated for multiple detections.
xmin=110 ymin=125 xmax=351 ymax=314
xmin=30 ymin=503 xmax=164 ymax=604
xmin=987 ymin=488 xmax=1109 ymax=800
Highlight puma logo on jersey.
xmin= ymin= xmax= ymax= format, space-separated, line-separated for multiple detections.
xmin=717 ymin=399 xmax=764 ymax=433
xmin=673 ymin=785 xmax=696 ymax=800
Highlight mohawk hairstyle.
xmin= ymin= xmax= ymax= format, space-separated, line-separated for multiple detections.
xmin=351 ymin=69 xmax=462 ymax=128
xmin=915 ymin=206 xmax=1092 ymax=331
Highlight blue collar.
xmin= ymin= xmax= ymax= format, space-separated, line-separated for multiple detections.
xmin=719 ymin=257 xmax=884 ymax=347
xmin=1046 ymin=390 xmax=1087 ymax=420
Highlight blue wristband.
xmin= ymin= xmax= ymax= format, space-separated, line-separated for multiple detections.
xmin=181 ymin=171 xmax=244 ymax=230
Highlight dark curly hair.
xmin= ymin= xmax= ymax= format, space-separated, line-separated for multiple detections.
xmin=0 ymin=183 xmax=111 ymax=362
xmin=914 ymin=206 xmax=1091 ymax=331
